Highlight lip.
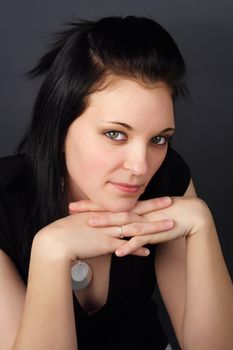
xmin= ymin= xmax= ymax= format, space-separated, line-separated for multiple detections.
xmin=109 ymin=181 xmax=143 ymax=194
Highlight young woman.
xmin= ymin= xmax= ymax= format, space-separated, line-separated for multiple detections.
xmin=0 ymin=16 xmax=232 ymax=350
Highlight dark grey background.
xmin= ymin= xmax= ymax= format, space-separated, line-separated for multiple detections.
xmin=0 ymin=1 xmax=232 ymax=349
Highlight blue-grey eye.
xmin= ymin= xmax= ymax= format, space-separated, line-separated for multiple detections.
xmin=105 ymin=131 xmax=126 ymax=141
xmin=151 ymin=136 xmax=168 ymax=145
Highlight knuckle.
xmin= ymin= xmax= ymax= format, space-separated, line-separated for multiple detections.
xmin=131 ymin=223 xmax=143 ymax=234
xmin=122 ymin=212 xmax=134 ymax=221
xmin=154 ymin=197 xmax=163 ymax=205
xmin=148 ymin=236 xmax=156 ymax=244
xmin=131 ymin=235 xmax=144 ymax=245
xmin=125 ymin=212 xmax=131 ymax=221
xmin=154 ymin=197 xmax=161 ymax=203
xmin=91 ymin=213 xmax=103 ymax=221
xmin=152 ymin=222 xmax=160 ymax=231
xmin=104 ymin=214 xmax=111 ymax=223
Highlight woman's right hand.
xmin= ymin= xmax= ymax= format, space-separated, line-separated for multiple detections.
xmin=33 ymin=211 xmax=124 ymax=263
xmin=33 ymin=211 xmax=154 ymax=264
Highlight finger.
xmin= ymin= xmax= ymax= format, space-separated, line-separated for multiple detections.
xmin=109 ymin=237 xmax=150 ymax=257
xmin=115 ymin=228 xmax=179 ymax=256
xmin=118 ymin=219 xmax=174 ymax=238
xmin=129 ymin=247 xmax=150 ymax=257
xmin=88 ymin=211 xmax=142 ymax=227
xmin=99 ymin=218 xmax=173 ymax=239
xmin=132 ymin=196 xmax=172 ymax=215
xmin=115 ymin=236 xmax=149 ymax=257
xmin=69 ymin=197 xmax=172 ymax=214
xmin=69 ymin=200 xmax=106 ymax=213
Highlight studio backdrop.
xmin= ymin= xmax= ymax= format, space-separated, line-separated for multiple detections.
xmin=0 ymin=1 xmax=232 ymax=349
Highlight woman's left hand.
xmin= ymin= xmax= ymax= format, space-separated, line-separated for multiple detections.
xmin=117 ymin=196 xmax=213 ymax=256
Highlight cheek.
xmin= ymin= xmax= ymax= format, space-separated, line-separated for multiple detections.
xmin=83 ymin=153 xmax=110 ymax=174
xmin=66 ymin=138 xmax=113 ymax=180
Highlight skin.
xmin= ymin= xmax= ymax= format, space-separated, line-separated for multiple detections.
xmin=65 ymin=78 xmax=175 ymax=213
xmin=64 ymin=76 xmax=233 ymax=348
xmin=1 ymin=77 xmax=232 ymax=350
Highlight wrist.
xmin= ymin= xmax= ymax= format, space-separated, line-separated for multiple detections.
xmin=186 ymin=198 xmax=214 ymax=237
xmin=32 ymin=230 xmax=71 ymax=267
xmin=188 ymin=203 xmax=214 ymax=238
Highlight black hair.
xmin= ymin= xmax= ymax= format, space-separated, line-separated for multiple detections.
xmin=18 ymin=15 xmax=187 ymax=244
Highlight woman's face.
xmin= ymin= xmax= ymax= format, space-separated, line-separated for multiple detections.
xmin=64 ymin=78 xmax=175 ymax=212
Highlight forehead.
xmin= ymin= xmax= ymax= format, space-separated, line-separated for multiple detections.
xmin=83 ymin=78 xmax=174 ymax=128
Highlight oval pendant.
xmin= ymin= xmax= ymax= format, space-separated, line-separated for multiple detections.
xmin=71 ymin=261 xmax=93 ymax=291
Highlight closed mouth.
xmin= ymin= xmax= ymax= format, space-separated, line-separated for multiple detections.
xmin=109 ymin=182 xmax=144 ymax=193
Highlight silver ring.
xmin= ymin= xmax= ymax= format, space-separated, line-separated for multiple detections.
xmin=117 ymin=226 xmax=124 ymax=239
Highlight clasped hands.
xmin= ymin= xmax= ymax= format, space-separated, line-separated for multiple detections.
xmin=69 ymin=196 xmax=212 ymax=257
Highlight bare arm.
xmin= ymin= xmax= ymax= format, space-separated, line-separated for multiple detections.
xmin=0 ymin=246 xmax=77 ymax=350
xmin=182 ymin=204 xmax=233 ymax=349
xmin=11 ymin=235 xmax=77 ymax=350
xmin=155 ymin=180 xmax=233 ymax=349
xmin=154 ymin=179 xmax=196 ymax=346
xmin=2 ymin=209 xmax=129 ymax=350
xmin=54 ymin=187 xmax=233 ymax=348
xmin=0 ymin=250 xmax=26 ymax=350
xmin=154 ymin=227 xmax=186 ymax=347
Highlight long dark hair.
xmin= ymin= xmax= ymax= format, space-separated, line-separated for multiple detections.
xmin=18 ymin=15 xmax=187 ymax=239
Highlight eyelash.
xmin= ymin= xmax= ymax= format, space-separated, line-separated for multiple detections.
xmin=104 ymin=130 xmax=172 ymax=145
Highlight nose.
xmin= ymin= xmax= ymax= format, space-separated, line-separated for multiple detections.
xmin=123 ymin=145 xmax=148 ymax=176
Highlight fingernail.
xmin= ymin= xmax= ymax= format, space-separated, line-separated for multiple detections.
xmin=69 ymin=202 xmax=79 ymax=209
xmin=162 ymin=196 xmax=171 ymax=204
xmin=116 ymin=249 xmax=126 ymax=257
xmin=164 ymin=218 xmax=173 ymax=227
xmin=89 ymin=217 xmax=99 ymax=225
xmin=144 ymin=248 xmax=150 ymax=256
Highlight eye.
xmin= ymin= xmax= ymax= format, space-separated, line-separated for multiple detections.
xmin=104 ymin=130 xmax=127 ymax=141
xmin=151 ymin=135 xmax=170 ymax=145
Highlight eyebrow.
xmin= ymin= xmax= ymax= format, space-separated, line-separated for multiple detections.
xmin=101 ymin=121 xmax=176 ymax=133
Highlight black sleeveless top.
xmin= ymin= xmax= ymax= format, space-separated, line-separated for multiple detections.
xmin=0 ymin=147 xmax=190 ymax=350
